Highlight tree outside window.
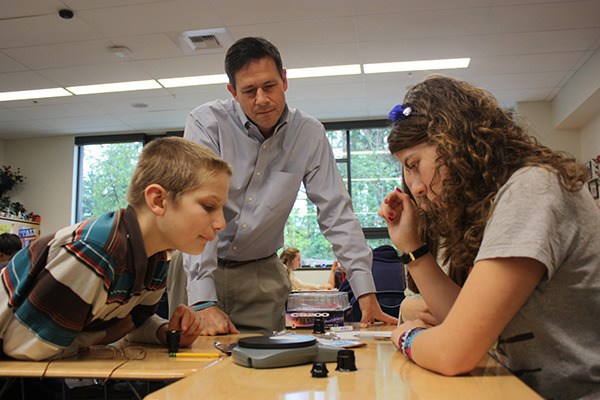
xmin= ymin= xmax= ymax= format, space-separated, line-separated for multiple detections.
xmin=74 ymin=125 xmax=402 ymax=263
xmin=284 ymin=122 xmax=403 ymax=265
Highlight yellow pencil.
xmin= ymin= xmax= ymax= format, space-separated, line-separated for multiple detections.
xmin=169 ymin=352 xmax=221 ymax=358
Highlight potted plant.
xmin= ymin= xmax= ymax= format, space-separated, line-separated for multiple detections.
xmin=0 ymin=165 xmax=26 ymax=217
xmin=0 ymin=165 xmax=25 ymax=198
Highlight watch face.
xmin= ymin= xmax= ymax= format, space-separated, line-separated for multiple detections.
xmin=400 ymin=244 xmax=429 ymax=264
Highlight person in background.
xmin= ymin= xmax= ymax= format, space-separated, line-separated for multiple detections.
xmin=327 ymin=260 xmax=346 ymax=289
xmin=178 ymin=36 xmax=395 ymax=335
xmin=279 ymin=247 xmax=333 ymax=291
xmin=0 ymin=233 xmax=22 ymax=266
xmin=0 ymin=137 xmax=231 ymax=361
xmin=378 ymin=75 xmax=600 ymax=399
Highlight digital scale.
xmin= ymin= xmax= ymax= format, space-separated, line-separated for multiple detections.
xmin=231 ymin=334 xmax=340 ymax=369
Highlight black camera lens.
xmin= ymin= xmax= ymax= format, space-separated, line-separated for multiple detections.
xmin=167 ymin=330 xmax=181 ymax=354
xmin=58 ymin=9 xmax=74 ymax=19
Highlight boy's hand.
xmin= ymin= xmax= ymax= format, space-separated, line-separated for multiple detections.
xmin=163 ymin=304 xmax=201 ymax=347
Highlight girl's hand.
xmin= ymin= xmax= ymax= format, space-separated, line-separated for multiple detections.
xmin=400 ymin=297 xmax=441 ymax=326
xmin=391 ymin=319 xmax=427 ymax=350
xmin=377 ymin=188 xmax=422 ymax=253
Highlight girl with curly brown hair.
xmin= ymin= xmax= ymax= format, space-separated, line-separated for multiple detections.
xmin=379 ymin=75 xmax=600 ymax=400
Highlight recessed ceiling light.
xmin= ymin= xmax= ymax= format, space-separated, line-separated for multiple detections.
xmin=0 ymin=88 xmax=73 ymax=102
xmin=109 ymin=46 xmax=132 ymax=59
xmin=363 ymin=58 xmax=470 ymax=74
xmin=158 ymin=74 xmax=229 ymax=88
xmin=66 ymin=80 xmax=162 ymax=95
xmin=286 ymin=64 xmax=362 ymax=79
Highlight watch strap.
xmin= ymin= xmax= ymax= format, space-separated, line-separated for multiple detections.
xmin=399 ymin=243 xmax=429 ymax=264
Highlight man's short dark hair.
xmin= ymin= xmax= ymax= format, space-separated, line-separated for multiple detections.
xmin=0 ymin=233 xmax=22 ymax=256
xmin=225 ymin=37 xmax=284 ymax=89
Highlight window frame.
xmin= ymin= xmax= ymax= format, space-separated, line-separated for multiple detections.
xmin=322 ymin=119 xmax=392 ymax=241
xmin=74 ymin=133 xmax=181 ymax=222
xmin=73 ymin=120 xmax=396 ymax=244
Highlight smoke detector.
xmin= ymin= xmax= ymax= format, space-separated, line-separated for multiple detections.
xmin=168 ymin=28 xmax=233 ymax=55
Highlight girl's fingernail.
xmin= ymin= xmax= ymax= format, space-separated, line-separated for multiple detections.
xmin=384 ymin=198 xmax=389 ymax=204
xmin=395 ymin=187 xmax=403 ymax=193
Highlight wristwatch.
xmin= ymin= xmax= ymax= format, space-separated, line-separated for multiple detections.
xmin=399 ymin=243 xmax=429 ymax=264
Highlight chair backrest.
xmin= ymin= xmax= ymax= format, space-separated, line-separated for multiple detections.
xmin=341 ymin=245 xmax=406 ymax=321
xmin=349 ymin=290 xmax=405 ymax=322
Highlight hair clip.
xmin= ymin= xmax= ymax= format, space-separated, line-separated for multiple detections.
xmin=388 ymin=104 xmax=412 ymax=123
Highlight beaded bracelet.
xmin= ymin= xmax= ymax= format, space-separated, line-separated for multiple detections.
xmin=400 ymin=327 xmax=426 ymax=361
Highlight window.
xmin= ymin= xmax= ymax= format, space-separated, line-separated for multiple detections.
xmin=74 ymin=134 xmax=178 ymax=222
xmin=284 ymin=120 xmax=403 ymax=265
xmin=74 ymin=124 xmax=401 ymax=262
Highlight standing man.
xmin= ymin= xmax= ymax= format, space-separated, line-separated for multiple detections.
xmin=181 ymin=36 xmax=396 ymax=334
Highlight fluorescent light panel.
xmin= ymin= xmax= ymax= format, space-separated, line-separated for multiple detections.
xmin=158 ymin=74 xmax=228 ymax=88
xmin=363 ymin=58 xmax=470 ymax=74
xmin=0 ymin=88 xmax=73 ymax=102
xmin=0 ymin=59 xmax=471 ymax=100
xmin=286 ymin=64 xmax=361 ymax=79
xmin=66 ymin=80 xmax=162 ymax=95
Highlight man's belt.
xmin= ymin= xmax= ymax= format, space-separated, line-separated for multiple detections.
xmin=217 ymin=253 xmax=276 ymax=268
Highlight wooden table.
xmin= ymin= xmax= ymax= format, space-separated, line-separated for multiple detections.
xmin=0 ymin=340 xmax=226 ymax=381
xmin=145 ymin=328 xmax=543 ymax=400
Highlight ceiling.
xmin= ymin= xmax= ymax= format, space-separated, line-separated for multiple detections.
xmin=1 ymin=0 xmax=600 ymax=140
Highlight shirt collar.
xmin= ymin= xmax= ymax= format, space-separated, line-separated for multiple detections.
xmin=122 ymin=206 xmax=160 ymax=292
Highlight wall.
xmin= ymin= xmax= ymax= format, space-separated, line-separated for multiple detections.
xmin=296 ymin=269 xmax=330 ymax=285
xmin=5 ymin=136 xmax=75 ymax=236
xmin=516 ymin=101 xmax=581 ymax=160
xmin=0 ymin=140 xmax=4 ymax=164
xmin=580 ymin=112 xmax=600 ymax=162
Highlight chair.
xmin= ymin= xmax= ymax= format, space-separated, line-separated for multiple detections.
xmin=341 ymin=245 xmax=406 ymax=322
xmin=349 ymin=290 xmax=405 ymax=322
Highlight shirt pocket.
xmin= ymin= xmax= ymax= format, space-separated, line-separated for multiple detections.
xmin=265 ymin=171 xmax=303 ymax=213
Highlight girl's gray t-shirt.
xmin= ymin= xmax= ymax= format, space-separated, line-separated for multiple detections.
xmin=475 ymin=166 xmax=600 ymax=400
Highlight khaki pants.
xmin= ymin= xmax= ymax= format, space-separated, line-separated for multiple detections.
xmin=167 ymin=253 xmax=291 ymax=332
xmin=215 ymin=255 xmax=291 ymax=333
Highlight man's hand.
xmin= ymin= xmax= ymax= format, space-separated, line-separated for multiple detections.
xmin=358 ymin=293 xmax=398 ymax=327
xmin=196 ymin=306 xmax=240 ymax=336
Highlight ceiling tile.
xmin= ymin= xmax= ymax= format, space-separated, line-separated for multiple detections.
xmin=137 ymin=53 xmax=226 ymax=78
xmin=352 ymin=0 xmax=491 ymax=15
xmin=0 ymin=51 xmax=27 ymax=73
xmin=484 ymin=1 xmax=600 ymax=33
xmin=211 ymin=0 xmax=354 ymax=25
xmin=356 ymin=8 xmax=488 ymax=42
xmin=0 ymin=70 xmax=61 ymax=91
xmin=359 ymin=36 xmax=477 ymax=63
xmin=475 ymin=29 xmax=600 ymax=56
xmin=36 ymin=62 xmax=156 ymax=86
xmin=0 ymin=14 xmax=102 ymax=48
xmin=0 ymin=0 xmax=599 ymax=138
xmin=228 ymin=17 xmax=357 ymax=48
xmin=4 ymin=39 xmax=117 ymax=69
xmin=77 ymin=0 xmax=221 ymax=37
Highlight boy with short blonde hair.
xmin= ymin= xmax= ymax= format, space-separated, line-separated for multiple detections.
xmin=0 ymin=137 xmax=231 ymax=360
